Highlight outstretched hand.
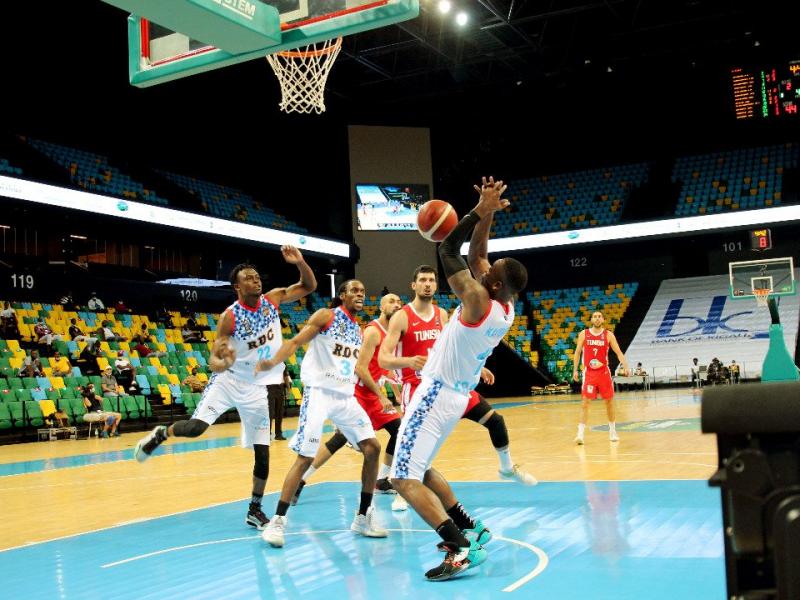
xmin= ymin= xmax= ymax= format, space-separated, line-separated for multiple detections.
xmin=281 ymin=245 xmax=304 ymax=265
xmin=473 ymin=176 xmax=509 ymax=213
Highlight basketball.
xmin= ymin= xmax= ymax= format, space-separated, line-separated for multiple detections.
xmin=417 ymin=200 xmax=458 ymax=242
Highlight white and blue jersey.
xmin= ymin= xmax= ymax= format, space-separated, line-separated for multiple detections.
xmin=226 ymin=295 xmax=284 ymax=385
xmin=422 ymin=299 xmax=514 ymax=393
xmin=301 ymin=306 xmax=362 ymax=395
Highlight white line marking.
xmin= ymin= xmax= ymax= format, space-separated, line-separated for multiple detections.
xmin=494 ymin=535 xmax=549 ymax=592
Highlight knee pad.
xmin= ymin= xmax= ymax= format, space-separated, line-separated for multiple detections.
xmin=325 ymin=431 xmax=348 ymax=454
xmin=253 ymin=444 xmax=269 ymax=479
xmin=383 ymin=419 xmax=400 ymax=456
xmin=172 ymin=418 xmax=208 ymax=438
xmin=484 ymin=412 xmax=509 ymax=449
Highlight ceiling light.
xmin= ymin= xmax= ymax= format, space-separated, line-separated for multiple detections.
xmin=455 ymin=11 xmax=468 ymax=26
xmin=69 ymin=234 xmax=87 ymax=240
xmin=438 ymin=0 xmax=451 ymax=14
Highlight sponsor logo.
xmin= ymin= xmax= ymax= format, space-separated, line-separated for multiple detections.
xmin=568 ymin=231 xmax=579 ymax=239
xmin=589 ymin=359 xmax=603 ymax=369
xmin=655 ymin=296 xmax=762 ymax=341
xmin=586 ymin=384 xmax=594 ymax=393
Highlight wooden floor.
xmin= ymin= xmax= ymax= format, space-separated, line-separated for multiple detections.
xmin=0 ymin=387 xmax=716 ymax=551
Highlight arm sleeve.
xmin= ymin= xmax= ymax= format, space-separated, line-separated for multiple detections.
xmin=438 ymin=211 xmax=482 ymax=278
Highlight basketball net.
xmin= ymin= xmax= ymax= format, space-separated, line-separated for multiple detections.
xmin=266 ymin=37 xmax=343 ymax=114
xmin=754 ymin=287 xmax=771 ymax=308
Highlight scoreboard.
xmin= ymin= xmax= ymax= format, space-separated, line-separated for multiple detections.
xmin=749 ymin=228 xmax=772 ymax=251
xmin=731 ymin=61 xmax=800 ymax=120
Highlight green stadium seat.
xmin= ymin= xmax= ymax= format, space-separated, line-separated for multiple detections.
xmin=0 ymin=403 xmax=12 ymax=429
xmin=122 ymin=395 xmax=140 ymax=419
xmin=134 ymin=395 xmax=152 ymax=418
xmin=7 ymin=377 xmax=23 ymax=389
xmin=24 ymin=400 xmax=44 ymax=427
xmin=7 ymin=401 xmax=24 ymax=427
xmin=14 ymin=389 xmax=32 ymax=402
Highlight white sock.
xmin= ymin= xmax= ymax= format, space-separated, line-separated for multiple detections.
xmin=577 ymin=423 xmax=586 ymax=437
xmin=497 ymin=446 xmax=514 ymax=471
xmin=378 ymin=463 xmax=391 ymax=479
xmin=303 ymin=465 xmax=317 ymax=481
xmin=609 ymin=422 xmax=616 ymax=433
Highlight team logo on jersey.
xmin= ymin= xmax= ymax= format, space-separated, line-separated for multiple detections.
xmin=589 ymin=359 xmax=604 ymax=368
xmin=586 ymin=384 xmax=595 ymax=393
xmin=241 ymin=317 xmax=255 ymax=337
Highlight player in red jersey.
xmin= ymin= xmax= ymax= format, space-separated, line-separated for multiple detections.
xmin=290 ymin=293 xmax=408 ymax=509
xmin=379 ymin=265 xmax=536 ymax=485
xmin=572 ymin=310 xmax=630 ymax=444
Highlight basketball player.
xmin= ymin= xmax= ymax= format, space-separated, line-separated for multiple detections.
xmin=379 ymin=267 xmax=536 ymax=486
xmin=572 ymin=310 xmax=630 ymax=444
xmin=258 ymin=280 xmax=388 ymax=547
xmin=291 ymin=293 xmax=410 ymax=512
xmin=390 ymin=176 xmax=528 ymax=580
xmin=133 ymin=246 xmax=317 ymax=531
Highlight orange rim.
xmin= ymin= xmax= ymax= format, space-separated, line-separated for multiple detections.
xmin=275 ymin=37 xmax=342 ymax=59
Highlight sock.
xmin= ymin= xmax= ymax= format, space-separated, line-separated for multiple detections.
xmin=359 ymin=492 xmax=373 ymax=516
xmin=378 ymin=463 xmax=391 ymax=479
xmin=304 ymin=465 xmax=317 ymax=480
xmin=435 ymin=519 xmax=470 ymax=548
xmin=577 ymin=423 xmax=586 ymax=437
xmin=609 ymin=422 xmax=617 ymax=433
xmin=276 ymin=500 xmax=290 ymax=517
xmin=496 ymin=447 xmax=514 ymax=472
xmin=447 ymin=502 xmax=476 ymax=530
xmin=250 ymin=493 xmax=263 ymax=509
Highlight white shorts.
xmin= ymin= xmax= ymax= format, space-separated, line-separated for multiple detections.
xmin=192 ymin=371 xmax=270 ymax=448
xmin=290 ymin=386 xmax=375 ymax=458
xmin=390 ymin=377 xmax=469 ymax=481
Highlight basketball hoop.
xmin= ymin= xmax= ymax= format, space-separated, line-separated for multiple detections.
xmin=266 ymin=37 xmax=343 ymax=114
xmin=753 ymin=287 xmax=771 ymax=308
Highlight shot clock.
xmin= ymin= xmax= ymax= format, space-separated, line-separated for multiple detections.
xmin=749 ymin=228 xmax=772 ymax=251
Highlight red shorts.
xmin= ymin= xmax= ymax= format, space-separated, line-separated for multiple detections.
xmin=582 ymin=369 xmax=614 ymax=400
xmin=402 ymin=380 xmax=482 ymax=417
xmin=354 ymin=390 xmax=401 ymax=430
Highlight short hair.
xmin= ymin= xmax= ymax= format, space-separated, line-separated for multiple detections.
xmin=412 ymin=265 xmax=437 ymax=282
xmin=70 ymin=318 xmax=76 ymax=324
xmin=229 ymin=263 xmax=258 ymax=286
xmin=499 ymin=258 xmax=528 ymax=294
xmin=331 ymin=279 xmax=355 ymax=308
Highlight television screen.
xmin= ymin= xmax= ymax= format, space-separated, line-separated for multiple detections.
xmin=355 ymin=183 xmax=430 ymax=231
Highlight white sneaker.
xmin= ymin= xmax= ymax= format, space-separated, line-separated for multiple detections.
xmin=351 ymin=506 xmax=388 ymax=537
xmin=609 ymin=431 xmax=619 ymax=442
xmin=498 ymin=464 xmax=538 ymax=486
xmin=391 ymin=494 xmax=409 ymax=512
xmin=261 ymin=515 xmax=287 ymax=547
xmin=574 ymin=434 xmax=585 ymax=445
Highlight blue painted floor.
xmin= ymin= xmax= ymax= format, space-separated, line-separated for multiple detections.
xmin=1 ymin=480 xmax=724 ymax=599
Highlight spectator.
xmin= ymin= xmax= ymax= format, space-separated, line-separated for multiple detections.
xmin=101 ymin=320 xmax=126 ymax=342
xmin=633 ymin=362 xmax=646 ymax=376
xmin=181 ymin=322 xmax=207 ymax=343
xmin=1 ymin=302 xmax=19 ymax=338
xmin=131 ymin=322 xmax=151 ymax=344
xmin=51 ymin=350 xmax=73 ymax=377
xmin=76 ymin=342 xmax=101 ymax=376
xmin=114 ymin=351 xmax=138 ymax=392
xmin=114 ymin=299 xmax=131 ymax=314
xmin=59 ymin=291 xmax=76 ymax=310
xmin=154 ymin=304 xmax=173 ymax=327
xmin=68 ymin=318 xmax=98 ymax=345
xmin=34 ymin=318 xmax=63 ymax=353
xmin=380 ymin=285 xmax=390 ymax=296
xmin=690 ymin=357 xmax=701 ymax=386
xmin=267 ymin=367 xmax=292 ymax=441
xmin=181 ymin=366 xmax=207 ymax=393
xmin=101 ymin=366 xmax=120 ymax=398
xmin=706 ymin=358 xmax=722 ymax=385
xmin=133 ymin=340 xmax=166 ymax=358
xmin=81 ymin=383 xmax=121 ymax=438
xmin=185 ymin=312 xmax=210 ymax=332
xmin=729 ymin=360 xmax=740 ymax=384
xmin=18 ymin=360 xmax=43 ymax=378
xmin=87 ymin=292 xmax=105 ymax=312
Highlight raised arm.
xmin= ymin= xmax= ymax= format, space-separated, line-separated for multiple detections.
xmin=209 ymin=310 xmax=236 ymax=373
xmin=256 ymin=308 xmax=331 ymax=372
xmin=439 ymin=177 xmax=508 ymax=324
xmin=378 ymin=309 xmax=426 ymax=371
xmin=572 ymin=330 xmax=586 ymax=382
xmin=354 ymin=326 xmax=392 ymax=410
xmin=467 ymin=176 xmax=495 ymax=278
xmin=607 ymin=332 xmax=630 ymax=376
xmin=265 ymin=245 xmax=317 ymax=305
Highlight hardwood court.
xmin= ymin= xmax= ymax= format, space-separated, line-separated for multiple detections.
xmin=0 ymin=387 xmax=716 ymax=551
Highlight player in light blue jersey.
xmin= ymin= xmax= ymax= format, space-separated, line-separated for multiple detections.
xmin=134 ymin=245 xmax=316 ymax=531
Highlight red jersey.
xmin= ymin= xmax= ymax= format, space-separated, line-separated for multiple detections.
xmin=397 ymin=303 xmax=443 ymax=385
xmin=355 ymin=320 xmax=388 ymax=401
xmin=582 ymin=328 xmax=610 ymax=371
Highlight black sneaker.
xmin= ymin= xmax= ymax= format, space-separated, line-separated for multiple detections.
xmin=245 ymin=506 xmax=270 ymax=530
xmin=425 ymin=542 xmax=473 ymax=581
xmin=134 ymin=425 xmax=168 ymax=462
xmin=291 ymin=479 xmax=306 ymax=506
xmin=375 ymin=478 xmax=397 ymax=495
xmin=274 ymin=433 xmax=286 ymax=441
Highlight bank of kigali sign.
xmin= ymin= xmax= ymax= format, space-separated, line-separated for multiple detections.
xmin=654 ymin=295 xmax=767 ymax=342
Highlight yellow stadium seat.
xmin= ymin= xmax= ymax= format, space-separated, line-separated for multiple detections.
xmin=197 ymin=372 xmax=209 ymax=382
xmin=158 ymin=384 xmax=172 ymax=405
xmin=149 ymin=357 xmax=162 ymax=367
xmin=292 ymin=387 xmax=302 ymax=400
xmin=167 ymin=374 xmax=180 ymax=386
xmin=187 ymin=357 xmax=198 ymax=368
xmin=39 ymin=399 xmax=56 ymax=418
xmin=97 ymin=357 xmax=110 ymax=371
xmin=51 ymin=377 xmax=65 ymax=390
xmin=157 ymin=366 xmax=168 ymax=376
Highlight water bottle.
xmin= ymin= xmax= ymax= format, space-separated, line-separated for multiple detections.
xmin=94 ymin=428 xmax=99 ymax=437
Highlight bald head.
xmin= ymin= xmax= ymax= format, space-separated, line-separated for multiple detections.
xmin=380 ymin=293 xmax=403 ymax=319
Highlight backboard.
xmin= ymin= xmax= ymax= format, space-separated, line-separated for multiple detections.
xmin=128 ymin=0 xmax=419 ymax=87
xmin=729 ymin=256 xmax=796 ymax=300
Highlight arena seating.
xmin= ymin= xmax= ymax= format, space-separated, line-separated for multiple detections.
xmin=492 ymin=163 xmax=650 ymax=238
xmin=0 ymin=157 xmax=22 ymax=177
xmin=24 ymin=138 xmax=168 ymax=205
xmin=673 ymin=142 xmax=799 ymax=216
